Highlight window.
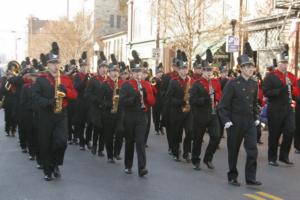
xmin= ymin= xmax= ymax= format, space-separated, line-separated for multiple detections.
xmin=117 ymin=15 xmax=121 ymax=28
xmin=109 ymin=15 xmax=114 ymax=28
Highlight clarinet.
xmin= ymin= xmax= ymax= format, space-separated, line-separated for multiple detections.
xmin=209 ymin=79 xmax=216 ymax=114
xmin=136 ymin=79 xmax=146 ymax=110
xmin=286 ymin=75 xmax=293 ymax=106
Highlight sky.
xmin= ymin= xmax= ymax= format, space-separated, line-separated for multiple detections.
xmin=0 ymin=0 xmax=84 ymax=63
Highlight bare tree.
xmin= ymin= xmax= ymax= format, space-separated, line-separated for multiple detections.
xmin=151 ymin=0 xmax=230 ymax=68
xmin=30 ymin=12 xmax=96 ymax=65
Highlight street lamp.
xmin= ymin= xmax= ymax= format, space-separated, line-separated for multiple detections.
xmin=230 ymin=19 xmax=237 ymax=69
xmin=93 ymin=42 xmax=100 ymax=72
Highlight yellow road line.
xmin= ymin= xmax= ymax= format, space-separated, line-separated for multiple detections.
xmin=256 ymin=192 xmax=284 ymax=200
xmin=243 ymin=194 xmax=267 ymax=200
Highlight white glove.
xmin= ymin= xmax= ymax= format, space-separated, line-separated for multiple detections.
xmin=224 ymin=122 xmax=233 ymax=129
xmin=254 ymin=120 xmax=260 ymax=126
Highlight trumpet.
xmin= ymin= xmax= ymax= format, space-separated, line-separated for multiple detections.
xmin=150 ymin=77 xmax=157 ymax=86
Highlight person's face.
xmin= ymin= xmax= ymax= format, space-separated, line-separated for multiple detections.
xmin=194 ymin=68 xmax=202 ymax=75
xmin=172 ymin=65 xmax=179 ymax=72
xmin=156 ymin=72 xmax=163 ymax=79
xmin=120 ymin=72 xmax=129 ymax=80
xmin=278 ymin=62 xmax=288 ymax=73
xmin=98 ymin=66 xmax=108 ymax=76
xmin=47 ymin=62 xmax=59 ymax=75
xmin=178 ymin=67 xmax=188 ymax=78
xmin=132 ymin=71 xmax=139 ymax=79
xmin=109 ymin=70 xmax=119 ymax=79
xmin=240 ymin=64 xmax=255 ymax=79
xmin=80 ymin=65 xmax=88 ymax=73
xmin=202 ymin=68 xmax=213 ymax=80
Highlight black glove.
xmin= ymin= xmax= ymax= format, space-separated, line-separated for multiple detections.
xmin=58 ymin=84 xmax=66 ymax=94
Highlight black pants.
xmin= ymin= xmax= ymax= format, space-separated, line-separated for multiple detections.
xmin=256 ymin=123 xmax=262 ymax=142
xmin=162 ymin=105 xmax=172 ymax=150
xmin=144 ymin=109 xmax=151 ymax=145
xmin=38 ymin=110 xmax=68 ymax=176
xmin=4 ymin=105 xmax=17 ymax=134
xmin=20 ymin=109 xmax=36 ymax=155
xmin=114 ymin=110 xmax=125 ymax=157
xmin=227 ymin=118 xmax=258 ymax=182
xmin=33 ymin=111 xmax=41 ymax=165
xmin=124 ymin=111 xmax=147 ymax=170
xmin=103 ymin=111 xmax=117 ymax=159
xmin=169 ymin=109 xmax=192 ymax=157
xmin=294 ymin=106 xmax=300 ymax=150
xmin=67 ymin=102 xmax=75 ymax=141
xmin=192 ymin=114 xmax=220 ymax=165
xmin=268 ymin=106 xmax=295 ymax=162
xmin=152 ymin=103 xmax=162 ymax=132
xmin=93 ymin=126 xmax=105 ymax=153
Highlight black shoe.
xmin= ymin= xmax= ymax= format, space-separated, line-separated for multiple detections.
xmin=29 ymin=155 xmax=35 ymax=161
xmin=68 ymin=140 xmax=73 ymax=145
xmin=279 ymin=158 xmax=294 ymax=165
xmin=73 ymin=138 xmax=79 ymax=145
xmin=155 ymin=131 xmax=160 ymax=135
xmin=269 ymin=161 xmax=279 ymax=167
xmin=168 ymin=149 xmax=172 ymax=155
xmin=124 ymin=168 xmax=132 ymax=174
xmin=21 ymin=148 xmax=27 ymax=153
xmin=228 ymin=179 xmax=240 ymax=187
xmin=91 ymin=147 xmax=96 ymax=155
xmin=138 ymin=169 xmax=148 ymax=177
xmin=114 ymin=155 xmax=122 ymax=160
xmin=36 ymin=164 xmax=43 ymax=169
xmin=98 ymin=151 xmax=105 ymax=157
xmin=173 ymin=156 xmax=181 ymax=162
xmin=5 ymin=132 xmax=10 ymax=137
xmin=204 ymin=160 xmax=215 ymax=169
xmin=107 ymin=158 xmax=115 ymax=164
xmin=53 ymin=166 xmax=61 ymax=178
xmin=44 ymin=174 xmax=52 ymax=181
xmin=246 ymin=180 xmax=262 ymax=186
xmin=295 ymin=149 xmax=300 ymax=154
xmin=145 ymin=144 xmax=149 ymax=148
xmin=80 ymin=146 xmax=85 ymax=151
xmin=193 ymin=163 xmax=201 ymax=171
xmin=182 ymin=154 xmax=191 ymax=163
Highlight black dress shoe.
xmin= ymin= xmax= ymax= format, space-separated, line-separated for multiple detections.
xmin=138 ymin=169 xmax=148 ymax=177
xmin=295 ymin=149 xmax=300 ymax=154
xmin=44 ymin=174 xmax=52 ymax=181
xmin=193 ymin=163 xmax=201 ymax=171
xmin=279 ymin=158 xmax=294 ymax=165
xmin=173 ymin=156 xmax=181 ymax=162
xmin=168 ymin=149 xmax=172 ymax=155
xmin=246 ymin=180 xmax=262 ymax=186
xmin=204 ymin=161 xmax=215 ymax=169
xmin=107 ymin=158 xmax=115 ymax=164
xmin=124 ymin=168 xmax=132 ymax=174
xmin=29 ymin=155 xmax=35 ymax=161
xmin=36 ymin=164 xmax=43 ymax=170
xmin=114 ymin=155 xmax=122 ymax=160
xmin=228 ymin=179 xmax=241 ymax=187
xmin=268 ymin=161 xmax=279 ymax=167
xmin=182 ymin=154 xmax=191 ymax=163
xmin=155 ymin=131 xmax=160 ymax=135
xmin=22 ymin=148 xmax=27 ymax=153
xmin=79 ymin=146 xmax=85 ymax=151
xmin=53 ymin=166 xmax=61 ymax=178
xmin=91 ymin=147 xmax=96 ymax=155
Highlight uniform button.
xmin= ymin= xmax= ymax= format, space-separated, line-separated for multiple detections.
xmin=246 ymin=96 xmax=249 ymax=99
xmin=242 ymin=88 xmax=246 ymax=91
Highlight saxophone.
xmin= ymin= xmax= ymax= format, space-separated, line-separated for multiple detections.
xmin=208 ymin=79 xmax=216 ymax=114
xmin=286 ymin=75 xmax=293 ymax=106
xmin=54 ymin=67 xmax=66 ymax=113
xmin=111 ymin=78 xmax=119 ymax=113
xmin=182 ymin=76 xmax=191 ymax=113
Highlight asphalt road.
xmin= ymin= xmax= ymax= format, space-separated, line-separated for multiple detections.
xmin=0 ymin=110 xmax=299 ymax=200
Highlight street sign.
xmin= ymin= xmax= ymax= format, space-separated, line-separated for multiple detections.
xmin=226 ymin=35 xmax=239 ymax=53
xmin=152 ymin=48 xmax=160 ymax=58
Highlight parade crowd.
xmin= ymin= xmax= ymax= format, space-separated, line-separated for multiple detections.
xmin=1 ymin=41 xmax=299 ymax=187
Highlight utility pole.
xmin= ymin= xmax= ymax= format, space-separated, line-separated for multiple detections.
xmin=239 ymin=0 xmax=243 ymax=56
xmin=155 ymin=0 xmax=161 ymax=67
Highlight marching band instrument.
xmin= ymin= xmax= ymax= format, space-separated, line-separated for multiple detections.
xmin=136 ymin=75 xmax=146 ymax=110
xmin=182 ymin=76 xmax=191 ymax=113
xmin=286 ymin=75 xmax=293 ymax=106
xmin=150 ymin=77 xmax=157 ymax=86
xmin=54 ymin=66 xmax=66 ymax=113
xmin=111 ymin=78 xmax=119 ymax=113
xmin=208 ymin=79 xmax=216 ymax=114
